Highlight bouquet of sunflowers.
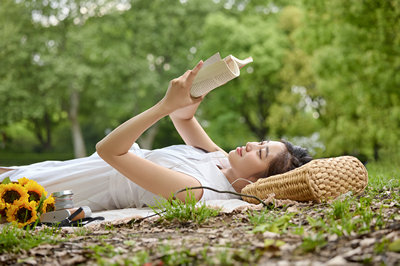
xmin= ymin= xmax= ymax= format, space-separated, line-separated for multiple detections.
xmin=0 ymin=177 xmax=55 ymax=228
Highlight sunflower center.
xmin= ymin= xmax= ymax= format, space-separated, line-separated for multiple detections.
xmin=16 ymin=207 xmax=32 ymax=223
xmin=3 ymin=190 xmax=21 ymax=204
xmin=28 ymin=191 xmax=41 ymax=202
xmin=46 ymin=203 xmax=55 ymax=213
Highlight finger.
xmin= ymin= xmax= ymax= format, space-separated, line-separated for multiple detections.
xmin=182 ymin=70 xmax=191 ymax=79
xmin=187 ymin=60 xmax=203 ymax=83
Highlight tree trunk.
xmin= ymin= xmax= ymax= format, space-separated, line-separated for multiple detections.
xmin=69 ymin=90 xmax=86 ymax=158
xmin=32 ymin=111 xmax=52 ymax=152
xmin=137 ymin=124 xmax=159 ymax=149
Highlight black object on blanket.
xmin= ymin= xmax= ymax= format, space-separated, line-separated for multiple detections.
xmin=37 ymin=207 xmax=105 ymax=227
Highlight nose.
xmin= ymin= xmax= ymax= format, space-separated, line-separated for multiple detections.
xmin=245 ymin=142 xmax=256 ymax=152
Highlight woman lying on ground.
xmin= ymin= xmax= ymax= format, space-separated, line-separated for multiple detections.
xmin=0 ymin=61 xmax=312 ymax=211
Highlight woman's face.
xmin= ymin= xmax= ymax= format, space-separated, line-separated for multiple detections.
xmin=227 ymin=140 xmax=286 ymax=179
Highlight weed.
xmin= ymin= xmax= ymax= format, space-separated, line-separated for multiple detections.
xmin=331 ymin=199 xmax=351 ymax=220
xmin=388 ymin=239 xmax=400 ymax=252
xmin=104 ymin=224 xmax=114 ymax=231
xmin=293 ymin=225 xmax=305 ymax=236
xmin=374 ymin=238 xmax=391 ymax=254
xmin=200 ymin=246 xmax=213 ymax=265
xmin=73 ymin=226 xmax=92 ymax=236
xmin=124 ymin=250 xmax=149 ymax=265
xmin=88 ymin=242 xmax=121 ymax=264
xmin=325 ymin=197 xmax=386 ymax=236
xmin=306 ymin=216 xmax=326 ymax=231
xmin=150 ymin=190 xmax=220 ymax=224
xmin=247 ymin=208 xmax=271 ymax=226
xmin=0 ymin=223 xmax=63 ymax=253
xmin=301 ymin=232 xmax=327 ymax=252
xmin=214 ymin=248 xmax=234 ymax=265
xmin=158 ymin=244 xmax=195 ymax=265
xmin=252 ymin=213 xmax=295 ymax=234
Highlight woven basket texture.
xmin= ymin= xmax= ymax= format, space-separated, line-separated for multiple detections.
xmin=241 ymin=156 xmax=368 ymax=204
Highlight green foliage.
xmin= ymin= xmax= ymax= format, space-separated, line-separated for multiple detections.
xmin=88 ymin=242 xmax=122 ymax=264
xmin=0 ymin=224 xmax=63 ymax=253
xmin=0 ymin=151 xmax=73 ymax=166
xmin=1 ymin=177 xmax=11 ymax=184
xmin=251 ymin=212 xmax=295 ymax=234
xmin=0 ymin=0 xmax=399 ymax=161
xmin=124 ymin=250 xmax=150 ymax=265
xmin=158 ymin=244 xmax=196 ymax=265
xmin=388 ymin=239 xmax=400 ymax=253
xmin=199 ymin=9 xmax=291 ymax=148
xmin=150 ymin=191 xmax=220 ymax=224
xmin=366 ymin=158 xmax=400 ymax=190
xmin=291 ymin=0 xmax=400 ymax=159
xmin=300 ymin=232 xmax=327 ymax=252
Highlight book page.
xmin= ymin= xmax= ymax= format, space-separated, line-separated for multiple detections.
xmin=202 ymin=52 xmax=221 ymax=67
xmin=190 ymin=52 xmax=252 ymax=97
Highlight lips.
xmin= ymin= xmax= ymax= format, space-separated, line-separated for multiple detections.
xmin=236 ymin=147 xmax=242 ymax=156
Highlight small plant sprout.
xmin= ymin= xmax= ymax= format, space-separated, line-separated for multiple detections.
xmin=150 ymin=189 xmax=220 ymax=224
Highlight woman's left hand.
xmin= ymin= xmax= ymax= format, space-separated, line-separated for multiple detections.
xmin=161 ymin=61 xmax=204 ymax=114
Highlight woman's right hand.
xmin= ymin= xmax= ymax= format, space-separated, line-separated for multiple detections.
xmin=161 ymin=61 xmax=203 ymax=114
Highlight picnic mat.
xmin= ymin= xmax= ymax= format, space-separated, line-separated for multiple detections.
xmin=91 ymin=199 xmax=252 ymax=224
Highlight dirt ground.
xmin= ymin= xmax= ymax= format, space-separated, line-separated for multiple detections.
xmin=1 ymin=190 xmax=399 ymax=265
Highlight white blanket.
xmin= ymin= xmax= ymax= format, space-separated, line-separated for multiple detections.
xmin=92 ymin=199 xmax=252 ymax=223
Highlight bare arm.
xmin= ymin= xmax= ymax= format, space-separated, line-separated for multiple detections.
xmin=169 ymin=98 xmax=227 ymax=156
xmin=96 ymin=61 xmax=206 ymax=201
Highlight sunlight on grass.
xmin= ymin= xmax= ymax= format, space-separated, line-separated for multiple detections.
xmin=150 ymin=190 xmax=220 ymax=224
xmin=366 ymin=159 xmax=400 ymax=190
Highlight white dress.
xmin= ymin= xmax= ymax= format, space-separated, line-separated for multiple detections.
xmin=0 ymin=144 xmax=239 ymax=211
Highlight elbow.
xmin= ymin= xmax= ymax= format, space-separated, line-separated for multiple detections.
xmin=95 ymin=141 xmax=106 ymax=158
xmin=96 ymin=141 xmax=125 ymax=159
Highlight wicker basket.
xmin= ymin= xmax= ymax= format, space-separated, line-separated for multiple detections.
xmin=241 ymin=156 xmax=368 ymax=204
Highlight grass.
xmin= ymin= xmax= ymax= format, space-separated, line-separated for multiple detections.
xmin=251 ymin=212 xmax=295 ymax=234
xmin=87 ymin=242 xmax=122 ymax=264
xmin=0 ymin=224 xmax=64 ymax=253
xmin=246 ymin=158 xmax=400 ymax=254
xmin=365 ymin=159 xmax=400 ymax=190
xmin=150 ymin=190 xmax=220 ymax=224
xmin=0 ymin=151 xmax=74 ymax=166
xmin=0 ymin=158 xmax=398 ymax=264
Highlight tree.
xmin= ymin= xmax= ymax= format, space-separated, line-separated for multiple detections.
xmin=292 ymin=0 xmax=400 ymax=160
xmin=197 ymin=3 xmax=292 ymax=149
xmin=0 ymin=0 xmax=64 ymax=151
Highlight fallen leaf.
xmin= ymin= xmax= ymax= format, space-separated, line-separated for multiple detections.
xmin=389 ymin=239 xmax=400 ymax=253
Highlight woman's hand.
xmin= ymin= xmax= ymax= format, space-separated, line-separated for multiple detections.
xmin=161 ymin=61 xmax=204 ymax=114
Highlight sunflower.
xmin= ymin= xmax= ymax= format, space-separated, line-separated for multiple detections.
xmin=0 ymin=202 xmax=6 ymax=221
xmin=6 ymin=201 xmax=38 ymax=227
xmin=18 ymin=177 xmax=30 ymax=186
xmin=0 ymin=183 xmax=29 ymax=205
xmin=42 ymin=196 xmax=55 ymax=213
xmin=24 ymin=180 xmax=47 ymax=203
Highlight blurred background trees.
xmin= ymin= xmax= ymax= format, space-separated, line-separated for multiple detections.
xmin=0 ymin=0 xmax=399 ymax=165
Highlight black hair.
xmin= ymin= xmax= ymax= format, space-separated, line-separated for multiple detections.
xmin=264 ymin=139 xmax=313 ymax=177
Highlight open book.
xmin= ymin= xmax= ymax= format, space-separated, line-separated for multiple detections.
xmin=190 ymin=52 xmax=253 ymax=97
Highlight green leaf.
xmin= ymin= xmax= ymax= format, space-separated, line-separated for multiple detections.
xmin=1 ymin=177 xmax=11 ymax=184
xmin=36 ymin=193 xmax=47 ymax=214
xmin=388 ymin=239 xmax=400 ymax=253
